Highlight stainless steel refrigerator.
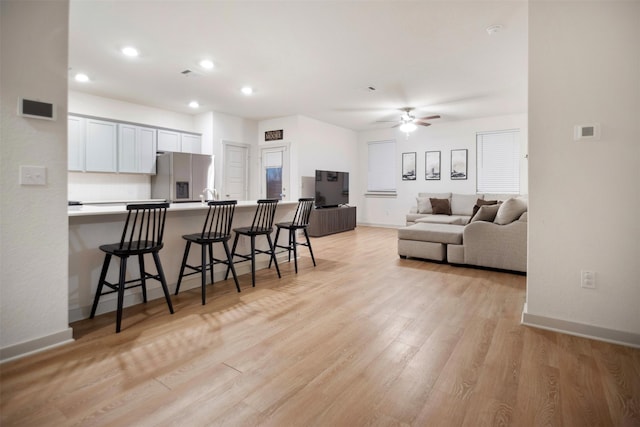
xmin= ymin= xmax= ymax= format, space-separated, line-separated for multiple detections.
xmin=151 ymin=152 xmax=214 ymax=202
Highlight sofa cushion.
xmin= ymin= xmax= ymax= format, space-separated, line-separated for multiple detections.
xmin=451 ymin=194 xmax=482 ymax=216
xmin=430 ymin=198 xmax=452 ymax=215
xmin=494 ymin=197 xmax=528 ymax=225
xmin=416 ymin=215 xmax=469 ymax=225
xmin=416 ymin=192 xmax=451 ymax=213
xmin=469 ymin=199 xmax=499 ymax=223
xmin=471 ymin=204 xmax=501 ymax=222
xmin=398 ymin=223 xmax=463 ymax=244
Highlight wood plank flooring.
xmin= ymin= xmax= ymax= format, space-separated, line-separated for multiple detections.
xmin=1 ymin=226 xmax=639 ymax=426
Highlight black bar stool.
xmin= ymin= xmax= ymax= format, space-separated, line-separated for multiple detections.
xmin=269 ymin=198 xmax=316 ymax=273
xmin=90 ymin=202 xmax=174 ymax=333
xmin=175 ymin=200 xmax=241 ymax=304
xmin=225 ymin=199 xmax=281 ymax=287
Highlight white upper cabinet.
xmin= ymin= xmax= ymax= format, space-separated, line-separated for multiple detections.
xmin=68 ymin=116 xmax=85 ymax=171
xmin=157 ymin=130 xmax=181 ymax=152
xmin=118 ymin=124 xmax=157 ymax=174
xmin=85 ymin=118 xmax=118 ymax=172
xmin=180 ymin=133 xmax=202 ymax=154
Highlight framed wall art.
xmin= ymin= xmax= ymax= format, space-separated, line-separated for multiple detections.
xmin=402 ymin=152 xmax=416 ymax=181
xmin=451 ymin=149 xmax=468 ymax=180
xmin=425 ymin=151 xmax=441 ymax=180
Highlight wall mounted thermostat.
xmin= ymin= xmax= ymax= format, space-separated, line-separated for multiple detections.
xmin=574 ymin=123 xmax=600 ymax=141
xmin=18 ymin=98 xmax=56 ymax=121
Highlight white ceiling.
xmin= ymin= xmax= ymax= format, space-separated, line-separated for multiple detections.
xmin=69 ymin=1 xmax=528 ymax=131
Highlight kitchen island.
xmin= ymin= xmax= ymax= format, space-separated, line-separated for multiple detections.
xmin=69 ymin=200 xmax=298 ymax=322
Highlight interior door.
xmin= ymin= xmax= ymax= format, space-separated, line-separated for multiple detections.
xmin=223 ymin=142 xmax=248 ymax=200
xmin=261 ymin=145 xmax=289 ymax=200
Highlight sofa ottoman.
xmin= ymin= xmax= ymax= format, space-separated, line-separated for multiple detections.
xmin=398 ymin=223 xmax=464 ymax=262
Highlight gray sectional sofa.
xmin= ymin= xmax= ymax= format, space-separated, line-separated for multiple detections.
xmin=398 ymin=192 xmax=528 ymax=273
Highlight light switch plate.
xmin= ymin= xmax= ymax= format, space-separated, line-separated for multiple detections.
xmin=19 ymin=165 xmax=47 ymax=185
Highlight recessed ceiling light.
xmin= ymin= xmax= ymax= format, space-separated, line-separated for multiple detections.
xmin=188 ymin=101 xmax=200 ymax=109
xmin=121 ymin=46 xmax=139 ymax=57
xmin=241 ymin=86 xmax=253 ymax=95
xmin=199 ymin=59 xmax=214 ymax=70
xmin=74 ymin=73 xmax=90 ymax=82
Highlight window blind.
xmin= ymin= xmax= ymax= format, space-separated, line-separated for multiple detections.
xmin=476 ymin=130 xmax=520 ymax=194
xmin=367 ymin=140 xmax=396 ymax=192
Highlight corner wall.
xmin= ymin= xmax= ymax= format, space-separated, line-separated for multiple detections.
xmin=1 ymin=0 xmax=73 ymax=361
xmin=525 ymin=1 xmax=640 ymax=346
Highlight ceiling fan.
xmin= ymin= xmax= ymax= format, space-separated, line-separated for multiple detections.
xmin=380 ymin=108 xmax=441 ymax=133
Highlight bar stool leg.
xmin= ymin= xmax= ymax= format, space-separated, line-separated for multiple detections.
xmin=269 ymin=227 xmax=281 ymax=269
xmin=223 ymin=240 xmax=241 ymax=293
xmin=208 ymin=243 xmax=215 ymax=285
xmin=175 ymin=241 xmax=192 ymax=295
xmin=201 ymin=242 xmax=207 ymax=305
xmin=139 ymin=254 xmax=147 ymax=303
xmin=90 ymin=253 xmax=111 ymax=318
xmin=291 ymin=229 xmax=299 ymax=273
xmin=225 ymin=233 xmax=240 ymax=281
xmin=250 ymin=235 xmax=256 ymax=287
xmin=266 ymin=234 xmax=281 ymax=278
xmin=152 ymin=251 xmax=174 ymax=314
xmin=304 ymin=228 xmax=316 ymax=266
xmin=116 ymin=256 xmax=127 ymax=333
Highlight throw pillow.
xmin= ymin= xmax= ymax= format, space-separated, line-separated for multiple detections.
xmin=429 ymin=198 xmax=452 ymax=215
xmin=416 ymin=197 xmax=432 ymax=214
xmin=494 ymin=197 xmax=528 ymax=225
xmin=470 ymin=204 xmax=501 ymax=222
xmin=469 ymin=199 xmax=498 ymax=224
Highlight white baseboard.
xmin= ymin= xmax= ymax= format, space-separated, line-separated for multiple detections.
xmin=521 ymin=303 xmax=640 ymax=348
xmin=357 ymin=222 xmax=403 ymax=229
xmin=1 ymin=328 xmax=74 ymax=363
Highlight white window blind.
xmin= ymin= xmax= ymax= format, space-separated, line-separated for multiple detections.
xmin=367 ymin=140 xmax=396 ymax=192
xmin=476 ymin=130 xmax=520 ymax=194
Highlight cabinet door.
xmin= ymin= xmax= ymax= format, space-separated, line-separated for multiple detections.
xmin=180 ymin=133 xmax=201 ymax=154
xmin=68 ymin=116 xmax=85 ymax=171
xmin=85 ymin=119 xmax=117 ymax=172
xmin=157 ymin=129 xmax=180 ymax=152
xmin=138 ymin=126 xmax=157 ymax=174
xmin=118 ymin=124 xmax=138 ymax=173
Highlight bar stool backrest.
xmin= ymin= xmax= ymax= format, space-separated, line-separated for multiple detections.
xmin=119 ymin=202 xmax=170 ymax=251
xmin=291 ymin=198 xmax=315 ymax=227
xmin=201 ymin=200 xmax=237 ymax=239
xmin=249 ymin=199 xmax=279 ymax=232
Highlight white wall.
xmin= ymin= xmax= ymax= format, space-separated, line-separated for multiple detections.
xmin=257 ymin=115 xmax=359 ymax=201
xmin=0 ymin=0 xmax=74 ymax=361
xmin=356 ymin=114 xmax=528 ymax=227
xmin=525 ymin=1 xmax=640 ymax=345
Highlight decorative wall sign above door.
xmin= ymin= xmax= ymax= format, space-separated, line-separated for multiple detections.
xmin=265 ymin=129 xmax=284 ymax=141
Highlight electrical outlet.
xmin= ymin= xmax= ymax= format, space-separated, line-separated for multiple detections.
xmin=19 ymin=165 xmax=47 ymax=186
xmin=581 ymin=270 xmax=596 ymax=289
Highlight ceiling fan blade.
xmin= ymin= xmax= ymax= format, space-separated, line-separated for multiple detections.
xmin=418 ymin=115 xmax=441 ymax=120
xmin=415 ymin=121 xmax=432 ymax=127
xmin=391 ymin=123 xmax=401 ymax=128
xmin=375 ymin=120 xmax=399 ymax=123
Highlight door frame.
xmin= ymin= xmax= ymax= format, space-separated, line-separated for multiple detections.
xmin=222 ymin=140 xmax=250 ymax=201
xmin=260 ymin=143 xmax=290 ymax=200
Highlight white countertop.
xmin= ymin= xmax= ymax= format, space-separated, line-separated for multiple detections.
xmin=68 ymin=200 xmax=297 ymax=217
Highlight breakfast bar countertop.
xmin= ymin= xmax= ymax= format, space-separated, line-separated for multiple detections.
xmin=68 ymin=200 xmax=298 ymax=217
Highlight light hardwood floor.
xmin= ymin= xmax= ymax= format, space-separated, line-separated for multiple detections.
xmin=1 ymin=226 xmax=639 ymax=426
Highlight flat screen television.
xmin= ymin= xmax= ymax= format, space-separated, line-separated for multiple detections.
xmin=314 ymin=170 xmax=349 ymax=208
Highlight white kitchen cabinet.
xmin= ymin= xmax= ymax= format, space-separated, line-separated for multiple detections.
xmin=68 ymin=115 xmax=85 ymax=171
xmin=118 ymin=124 xmax=157 ymax=174
xmin=157 ymin=129 xmax=180 ymax=152
xmin=180 ymin=133 xmax=202 ymax=154
xmin=85 ymin=118 xmax=117 ymax=172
